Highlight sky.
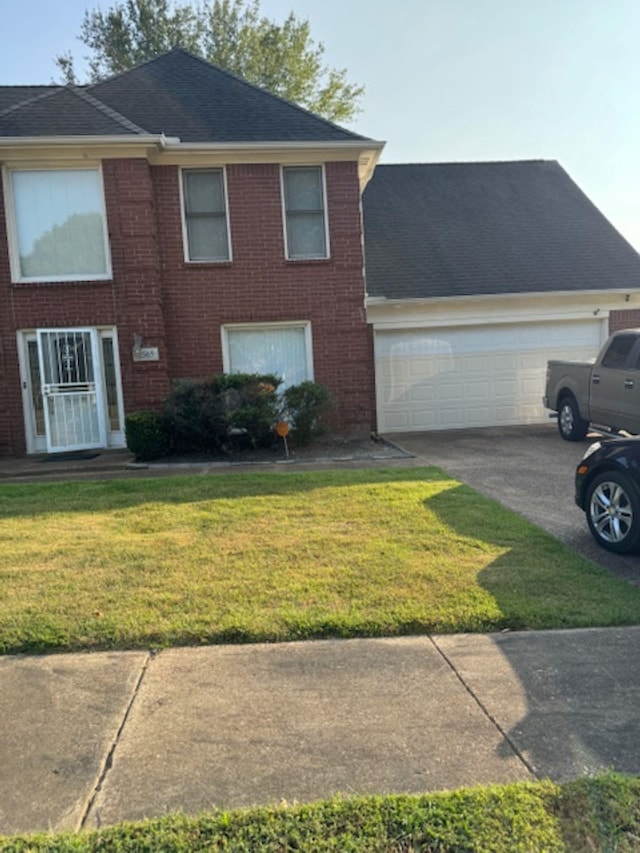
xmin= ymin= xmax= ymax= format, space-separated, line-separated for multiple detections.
xmin=2 ymin=0 xmax=640 ymax=249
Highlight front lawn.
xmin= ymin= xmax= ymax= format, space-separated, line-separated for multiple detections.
xmin=1 ymin=467 xmax=640 ymax=654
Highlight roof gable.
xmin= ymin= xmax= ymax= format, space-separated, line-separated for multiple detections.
xmin=363 ymin=160 xmax=640 ymax=300
xmin=0 ymin=49 xmax=369 ymax=144
xmin=89 ymin=49 xmax=367 ymax=143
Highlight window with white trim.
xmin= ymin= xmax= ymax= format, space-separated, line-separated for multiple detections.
xmin=6 ymin=167 xmax=111 ymax=282
xmin=223 ymin=323 xmax=313 ymax=389
xmin=282 ymin=166 xmax=328 ymax=259
xmin=182 ymin=168 xmax=231 ymax=262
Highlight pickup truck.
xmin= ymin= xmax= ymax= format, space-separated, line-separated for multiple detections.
xmin=544 ymin=328 xmax=640 ymax=441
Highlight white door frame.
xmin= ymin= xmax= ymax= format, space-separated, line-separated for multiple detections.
xmin=37 ymin=328 xmax=106 ymax=453
xmin=17 ymin=326 xmax=124 ymax=454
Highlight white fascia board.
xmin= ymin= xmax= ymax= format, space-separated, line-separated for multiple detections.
xmin=158 ymin=139 xmax=385 ymax=189
xmin=0 ymin=134 xmax=178 ymax=164
xmin=163 ymin=139 xmax=385 ymax=153
xmin=367 ymin=287 xmax=640 ymax=306
xmin=366 ymin=288 xmax=640 ymax=329
xmin=0 ymin=134 xmax=175 ymax=147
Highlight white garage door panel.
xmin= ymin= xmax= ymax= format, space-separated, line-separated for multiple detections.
xmin=375 ymin=320 xmax=602 ymax=432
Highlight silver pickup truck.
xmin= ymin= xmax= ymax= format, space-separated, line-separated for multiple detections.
xmin=544 ymin=328 xmax=640 ymax=441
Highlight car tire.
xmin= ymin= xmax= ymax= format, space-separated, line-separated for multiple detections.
xmin=557 ymin=396 xmax=589 ymax=442
xmin=585 ymin=471 xmax=640 ymax=554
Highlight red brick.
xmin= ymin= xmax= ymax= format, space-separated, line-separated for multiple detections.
xmin=0 ymin=158 xmax=375 ymax=455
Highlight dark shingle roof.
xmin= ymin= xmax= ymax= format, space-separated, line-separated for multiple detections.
xmin=89 ymin=49 xmax=366 ymax=142
xmin=0 ymin=49 xmax=368 ymax=143
xmin=0 ymin=86 xmax=59 ymax=114
xmin=0 ymin=87 xmax=144 ymax=136
xmin=363 ymin=160 xmax=640 ymax=300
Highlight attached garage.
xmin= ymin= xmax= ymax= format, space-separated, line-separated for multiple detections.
xmin=374 ymin=319 xmax=603 ymax=432
xmin=363 ymin=161 xmax=640 ymax=436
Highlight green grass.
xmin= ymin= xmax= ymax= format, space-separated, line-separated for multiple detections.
xmin=2 ymin=774 xmax=639 ymax=851
xmin=1 ymin=467 xmax=640 ymax=654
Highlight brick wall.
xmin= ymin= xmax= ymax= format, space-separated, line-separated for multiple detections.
xmin=0 ymin=186 xmax=12 ymax=455
xmin=103 ymin=159 xmax=171 ymax=413
xmin=609 ymin=309 xmax=640 ymax=333
xmin=0 ymin=159 xmax=171 ymax=455
xmin=154 ymin=160 xmax=375 ymax=436
xmin=0 ymin=156 xmax=375 ymax=455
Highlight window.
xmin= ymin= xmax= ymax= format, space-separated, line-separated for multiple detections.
xmin=282 ymin=166 xmax=328 ymax=259
xmin=6 ymin=168 xmax=111 ymax=282
xmin=100 ymin=335 xmax=123 ymax=432
xmin=182 ymin=169 xmax=230 ymax=261
xmin=601 ymin=334 xmax=636 ymax=369
xmin=223 ymin=323 xmax=313 ymax=389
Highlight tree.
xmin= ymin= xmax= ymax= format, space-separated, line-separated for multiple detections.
xmin=55 ymin=0 xmax=364 ymax=123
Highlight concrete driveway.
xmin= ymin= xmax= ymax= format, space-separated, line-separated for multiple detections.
xmin=390 ymin=423 xmax=640 ymax=586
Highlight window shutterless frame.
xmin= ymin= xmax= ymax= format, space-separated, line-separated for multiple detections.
xmin=221 ymin=321 xmax=314 ymax=389
xmin=3 ymin=165 xmax=112 ymax=284
xmin=179 ymin=167 xmax=232 ymax=263
xmin=280 ymin=165 xmax=330 ymax=260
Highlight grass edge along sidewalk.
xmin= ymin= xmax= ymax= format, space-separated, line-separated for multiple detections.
xmin=2 ymin=467 xmax=640 ymax=655
xmin=1 ymin=774 xmax=638 ymax=852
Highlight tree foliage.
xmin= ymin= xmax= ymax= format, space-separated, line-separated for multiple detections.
xmin=55 ymin=0 xmax=364 ymax=122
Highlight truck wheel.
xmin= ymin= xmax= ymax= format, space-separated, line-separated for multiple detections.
xmin=557 ymin=396 xmax=589 ymax=441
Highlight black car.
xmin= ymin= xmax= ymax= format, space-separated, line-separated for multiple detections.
xmin=575 ymin=436 xmax=640 ymax=554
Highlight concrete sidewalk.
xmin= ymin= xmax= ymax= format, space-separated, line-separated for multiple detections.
xmin=2 ymin=627 xmax=640 ymax=836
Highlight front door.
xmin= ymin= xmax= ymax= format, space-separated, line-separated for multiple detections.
xmin=19 ymin=327 xmax=124 ymax=454
xmin=37 ymin=329 xmax=106 ymax=453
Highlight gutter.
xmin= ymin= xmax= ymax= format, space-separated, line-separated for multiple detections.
xmin=366 ymin=288 xmax=640 ymax=307
xmin=0 ymin=134 xmax=178 ymax=148
xmin=0 ymin=135 xmax=385 ymax=188
xmin=163 ymin=139 xmax=386 ymax=188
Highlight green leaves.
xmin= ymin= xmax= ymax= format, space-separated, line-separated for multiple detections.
xmin=55 ymin=0 xmax=364 ymax=123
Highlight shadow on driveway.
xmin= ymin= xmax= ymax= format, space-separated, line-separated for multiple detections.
xmin=391 ymin=424 xmax=640 ymax=585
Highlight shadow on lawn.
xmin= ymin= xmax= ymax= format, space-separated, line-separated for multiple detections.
xmin=0 ymin=466 xmax=450 ymax=518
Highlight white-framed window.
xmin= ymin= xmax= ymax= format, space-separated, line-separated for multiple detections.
xmin=181 ymin=168 xmax=231 ymax=262
xmin=281 ymin=166 xmax=329 ymax=260
xmin=222 ymin=321 xmax=313 ymax=389
xmin=4 ymin=166 xmax=112 ymax=283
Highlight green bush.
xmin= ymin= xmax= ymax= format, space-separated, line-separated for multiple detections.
xmin=216 ymin=373 xmax=282 ymax=449
xmin=164 ymin=374 xmax=281 ymax=453
xmin=282 ymin=381 xmax=334 ymax=445
xmin=163 ymin=378 xmax=228 ymax=452
xmin=124 ymin=410 xmax=170 ymax=461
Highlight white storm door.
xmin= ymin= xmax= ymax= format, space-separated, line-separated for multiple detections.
xmin=37 ymin=329 xmax=106 ymax=452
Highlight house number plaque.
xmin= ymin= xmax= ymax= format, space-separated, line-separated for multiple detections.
xmin=132 ymin=346 xmax=159 ymax=362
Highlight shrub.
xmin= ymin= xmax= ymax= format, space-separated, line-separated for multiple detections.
xmin=125 ymin=410 xmax=170 ymax=461
xmin=164 ymin=374 xmax=282 ymax=453
xmin=214 ymin=373 xmax=281 ymax=449
xmin=163 ymin=378 xmax=228 ymax=453
xmin=281 ymin=381 xmax=333 ymax=445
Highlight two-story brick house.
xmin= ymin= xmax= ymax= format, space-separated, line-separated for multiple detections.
xmin=0 ymin=49 xmax=383 ymax=456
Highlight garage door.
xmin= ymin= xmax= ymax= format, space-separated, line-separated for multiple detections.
xmin=375 ymin=320 xmax=603 ymax=432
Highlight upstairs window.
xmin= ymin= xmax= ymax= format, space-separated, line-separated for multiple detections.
xmin=6 ymin=167 xmax=111 ymax=282
xmin=182 ymin=168 xmax=231 ymax=262
xmin=282 ymin=166 xmax=328 ymax=260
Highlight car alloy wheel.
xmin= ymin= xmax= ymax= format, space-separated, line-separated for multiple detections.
xmin=585 ymin=471 xmax=640 ymax=554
